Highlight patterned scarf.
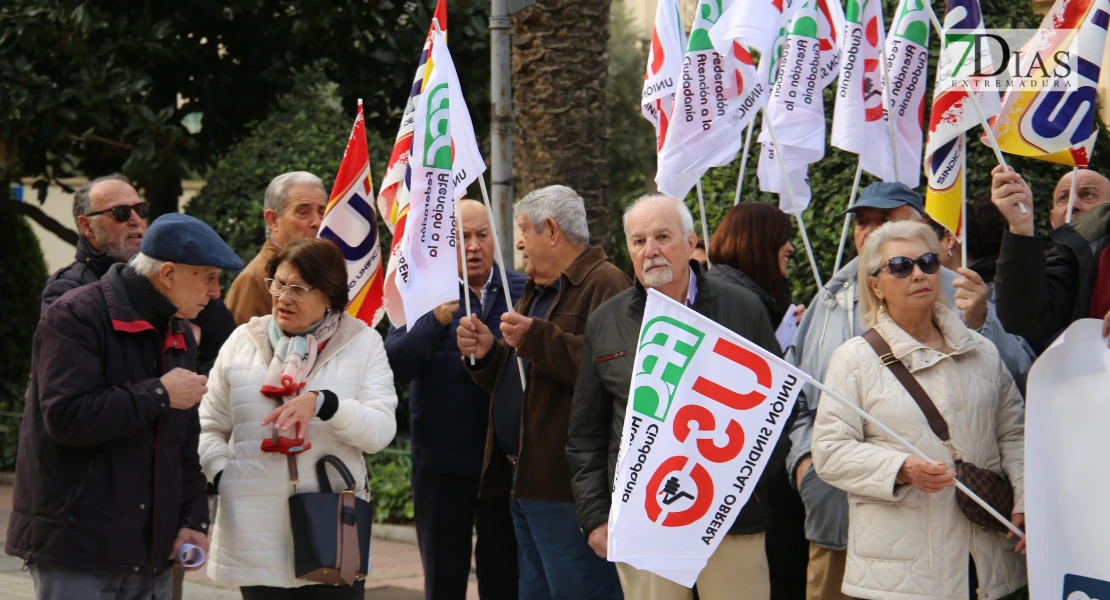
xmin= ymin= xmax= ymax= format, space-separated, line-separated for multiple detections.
xmin=260 ymin=311 xmax=342 ymax=399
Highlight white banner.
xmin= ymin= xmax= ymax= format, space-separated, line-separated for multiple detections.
xmin=1025 ymin=319 xmax=1110 ymax=600
xmin=608 ymin=289 xmax=804 ymax=586
xmin=398 ymin=30 xmax=462 ymax=327
xmin=642 ymin=0 xmax=687 ymax=152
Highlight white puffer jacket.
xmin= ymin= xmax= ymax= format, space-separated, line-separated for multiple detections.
xmin=198 ymin=314 xmax=398 ymax=588
xmin=812 ymin=304 xmax=1026 ymax=600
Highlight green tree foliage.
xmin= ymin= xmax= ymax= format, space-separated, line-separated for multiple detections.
xmin=0 ymin=213 xmax=47 ymax=469
xmin=699 ymin=0 xmax=1109 ymax=305
xmin=0 ymin=0 xmax=490 ymax=222
xmin=185 ymin=69 xmax=391 ymax=286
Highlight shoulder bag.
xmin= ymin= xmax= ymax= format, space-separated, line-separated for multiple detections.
xmin=287 ymin=454 xmax=373 ymax=585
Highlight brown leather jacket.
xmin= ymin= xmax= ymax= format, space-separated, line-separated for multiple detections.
xmin=467 ymin=246 xmax=632 ymax=502
xmin=225 ymin=241 xmax=277 ymax=325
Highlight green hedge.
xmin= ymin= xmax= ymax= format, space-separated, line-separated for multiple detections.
xmin=366 ymin=437 xmax=415 ymax=523
xmin=1 ymin=212 xmax=48 ymax=469
xmin=698 ymin=0 xmax=1110 ymax=305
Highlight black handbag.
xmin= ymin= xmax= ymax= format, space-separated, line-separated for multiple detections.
xmin=862 ymin=329 xmax=1015 ymax=533
xmin=287 ymin=454 xmax=373 ymax=585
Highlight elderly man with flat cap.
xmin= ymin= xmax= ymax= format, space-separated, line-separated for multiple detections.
xmin=8 ymin=213 xmax=243 ymax=600
xmin=783 ymin=182 xmax=1034 ymax=600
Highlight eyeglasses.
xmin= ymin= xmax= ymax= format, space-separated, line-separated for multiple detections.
xmin=85 ymin=202 xmax=150 ymax=223
xmin=874 ymin=253 xmax=941 ymax=278
xmin=264 ymin=278 xmax=315 ymax=302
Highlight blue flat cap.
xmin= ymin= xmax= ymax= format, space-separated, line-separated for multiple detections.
xmin=140 ymin=213 xmax=244 ymax=272
xmin=845 ymin=182 xmax=924 ymax=215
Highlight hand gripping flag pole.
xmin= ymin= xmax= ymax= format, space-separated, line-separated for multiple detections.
xmin=808 ymin=374 xmax=1025 ymax=539
xmin=456 ymin=198 xmax=474 ymax=365
xmin=478 ymin=176 xmax=527 ymax=393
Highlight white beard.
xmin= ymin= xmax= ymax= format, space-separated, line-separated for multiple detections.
xmin=642 ymin=257 xmax=674 ymax=288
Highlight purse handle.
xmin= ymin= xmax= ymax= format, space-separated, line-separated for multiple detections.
xmin=861 ymin=329 xmax=962 ymax=461
xmin=315 ymin=455 xmax=357 ymax=494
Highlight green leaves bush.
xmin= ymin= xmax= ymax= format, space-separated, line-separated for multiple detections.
xmin=366 ymin=438 xmax=415 ymax=523
xmin=0 ymin=212 xmax=47 ymax=469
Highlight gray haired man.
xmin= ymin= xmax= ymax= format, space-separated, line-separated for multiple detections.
xmin=225 ymin=171 xmax=327 ymax=324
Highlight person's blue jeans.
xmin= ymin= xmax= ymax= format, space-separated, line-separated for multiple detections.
xmin=510 ymin=495 xmax=623 ymax=600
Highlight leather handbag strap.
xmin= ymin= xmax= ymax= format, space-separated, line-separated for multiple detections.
xmin=316 ymin=456 xmax=356 ymax=494
xmin=862 ymin=329 xmax=952 ymax=442
xmin=339 ymin=491 xmax=360 ymax=584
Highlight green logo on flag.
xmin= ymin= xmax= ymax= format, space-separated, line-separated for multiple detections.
xmin=631 ymin=317 xmax=705 ymax=422
xmin=687 ymin=0 xmax=724 ymax=52
xmin=891 ymin=0 xmax=928 ymax=46
xmin=423 ymin=83 xmax=452 ymax=169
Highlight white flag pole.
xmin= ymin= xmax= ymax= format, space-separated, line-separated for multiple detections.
xmin=924 ymin=4 xmax=1025 ymax=216
xmin=1066 ymin=165 xmax=1080 ymax=223
xmin=478 ymin=176 xmax=528 ymax=393
xmin=765 ymin=118 xmax=824 ymax=290
xmin=696 ymin=180 xmax=714 ymax=270
xmin=455 ymin=201 xmax=475 ymax=365
xmin=878 ymin=13 xmax=901 ymax=184
xmin=807 ymin=376 xmax=1026 ymax=539
xmin=733 ymin=121 xmax=756 ymax=206
xmin=960 ymin=134 xmax=968 ymax=269
xmin=833 ymin=161 xmax=864 ymax=275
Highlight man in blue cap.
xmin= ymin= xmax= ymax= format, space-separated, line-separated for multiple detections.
xmin=782 ymin=182 xmax=1034 ymax=600
xmin=8 ymin=213 xmax=243 ymax=600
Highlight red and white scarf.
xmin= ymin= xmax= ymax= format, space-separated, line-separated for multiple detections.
xmin=260 ymin=311 xmax=341 ymax=399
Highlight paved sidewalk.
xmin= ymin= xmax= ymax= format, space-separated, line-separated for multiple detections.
xmin=0 ymin=483 xmax=478 ymax=599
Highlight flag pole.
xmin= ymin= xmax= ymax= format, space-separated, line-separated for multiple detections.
xmin=877 ymin=6 xmax=901 ymax=184
xmin=807 ymin=376 xmax=1026 ymax=540
xmin=733 ymin=121 xmax=756 ymax=206
xmin=960 ymin=133 xmax=968 ymax=269
xmin=478 ymin=176 xmax=527 ymax=393
xmin=695 ymin=180 xmax=713 ymax=270
xmin=924 ymin=4 xmax=1025 ymax=216
xmin=1066 ymin=165 xmax=1080 ymax=223
xmin=455 ymin=200 xmax=475 ymax=364
xmin=765 ymin=119 xmax=824 ymax=290
xmin=833 ymin=161 xmax=864 ymax=275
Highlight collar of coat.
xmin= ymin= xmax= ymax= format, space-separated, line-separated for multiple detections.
xmin=76 ymin=236 xmax=121 ymax=279
xmin=873 ymin=303 xmax=982 ymax=373
xmin=243 ymin=312 xmax=368 ymax=379
xmin=103 ymin=263 xmax=182 ymax=336
xmin=627 ymin=260 xmax=716 ymax=320
xmin=520 ymin=245 xmax=610 ymax=300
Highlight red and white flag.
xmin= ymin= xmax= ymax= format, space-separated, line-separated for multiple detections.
xmin=642 ymin=0 xmax=686 ymax=153
xmin=881 ymin=0 xmax=931 ymax=190
xmin=831 ymin=0 xmax=897 ymax=182
xmin=318 ymin=101 xmax=386 ymax=326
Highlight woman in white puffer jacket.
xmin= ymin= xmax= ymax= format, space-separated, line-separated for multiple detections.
xmin=812 ymin=221 xmax=1026 ymax=600
xmin=199 ymin=238 xmax=397 ymax=599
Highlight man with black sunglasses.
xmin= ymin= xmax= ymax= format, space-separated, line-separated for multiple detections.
xmin=782 ymin=182 xmax=1035 ymax=600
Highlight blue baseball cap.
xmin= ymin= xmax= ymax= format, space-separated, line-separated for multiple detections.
xmin=140 ymin=213 xmax=244 ymax=272
xmin=845 ymin=182 xmax=924 ymax=215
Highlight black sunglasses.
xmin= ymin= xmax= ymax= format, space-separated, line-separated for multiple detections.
xmin=86 ymin=201 xmax=150 ymax=223
xmin=874 ymin=252 xmax=941 ymax=278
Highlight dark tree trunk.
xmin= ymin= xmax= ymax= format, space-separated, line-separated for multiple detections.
xmin=512 ymin=0 xmax=613 ymax=255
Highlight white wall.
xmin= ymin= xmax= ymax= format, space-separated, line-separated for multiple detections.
xmin=20 ymin=178 xmax=206 ymax=275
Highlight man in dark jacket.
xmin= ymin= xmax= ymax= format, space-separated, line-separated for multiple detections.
xmin=992 ymin=165 xmax=1110 ymax=342
xmin=456 ymin=185 xmax=631 ymax=600
xmin=385 ymin=200 xmax=525 ymax=600
xmin=8 ymin=213 xmax=243 ymax=600
xmin=567 ymin=194 xmax=782 ymax=600
xmin=40 ymin=174 xmax=235 ymax=377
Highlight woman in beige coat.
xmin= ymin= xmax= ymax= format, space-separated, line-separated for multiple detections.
xmin=812 ymin=221 xmax=1026 ymax=600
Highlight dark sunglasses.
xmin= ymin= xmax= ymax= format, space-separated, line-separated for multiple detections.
xmin=874 ymin=252 xmax=941 ymax=278
xmin=86 ymin=201 xmax=150 ymax=223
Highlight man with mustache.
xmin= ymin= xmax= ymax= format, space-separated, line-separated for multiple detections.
xmin=566 ymin=194 xmax=783 ymax=600
xmin=456 ymin=185 xmax=630 ymax=599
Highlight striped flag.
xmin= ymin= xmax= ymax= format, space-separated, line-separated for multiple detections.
xmin=985 ymin=0 xmax=1104 ymax=167
xmin=924 ymin=0 xmax=1002 ymax=235
xmin=318 ymin=101 xmax=386 ymax=326
xmin=642 ymin=0 xmax=686 ymax=152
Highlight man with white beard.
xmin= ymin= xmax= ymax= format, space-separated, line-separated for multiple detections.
xmin=566 ymin=194 xmax=784 ymax=600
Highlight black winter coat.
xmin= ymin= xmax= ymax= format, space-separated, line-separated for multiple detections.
xmin=567 ymin=263 xmax=786 ymax=539
xmin=7 ymin=265 xmax=209 ymax=575
xmin=384 ymin=265 xmax=527 ymax=475
xmin=704 ymin=263 xmax=790 ymax=328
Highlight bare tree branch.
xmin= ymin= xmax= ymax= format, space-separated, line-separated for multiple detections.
xmin=1 ymin=200 xmax=78 ymax=246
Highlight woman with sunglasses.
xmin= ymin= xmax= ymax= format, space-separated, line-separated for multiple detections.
xmin=810 ymin=221 xmax=1026 ymax=600
xmin=198 ymin=238 xmax=397 ymax=598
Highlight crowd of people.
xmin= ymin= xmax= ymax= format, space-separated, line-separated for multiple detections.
xmin=8 ymin=164 xmax=1108 ymax=600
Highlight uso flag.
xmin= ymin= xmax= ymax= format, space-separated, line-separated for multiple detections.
xmin=607 ymin=290 xmax=805 ymax=586
xmin=318 ymin=100 xmax=386 ymax=327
